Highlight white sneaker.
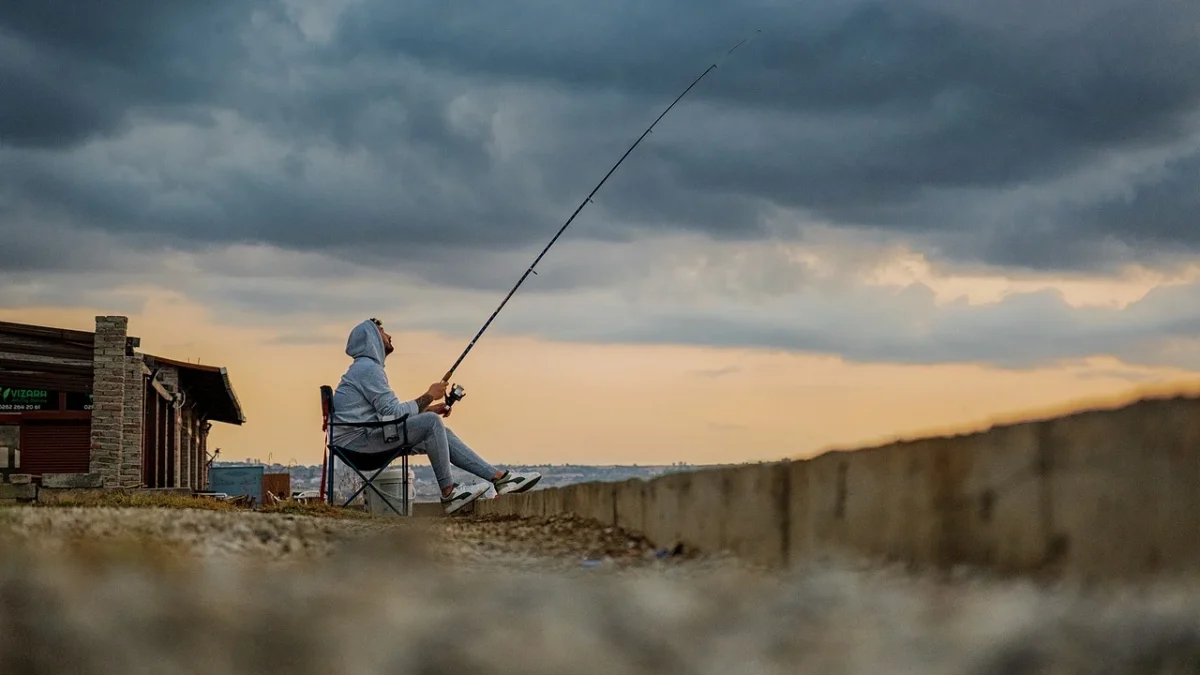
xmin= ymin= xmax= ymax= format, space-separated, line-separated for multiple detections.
xmin=441 ymin=482 xmax=490 ymax=515
xmin=493 ymin=470 xmax=542 ymax=495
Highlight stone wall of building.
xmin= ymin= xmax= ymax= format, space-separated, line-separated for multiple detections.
xmin=120 ymin=358 xmax=146 ymax=488
xmin=89 ymin=316 xmax=126 ymax=486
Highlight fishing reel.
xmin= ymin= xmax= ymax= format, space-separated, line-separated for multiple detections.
xmin=444 ymin=383 xmax=466 ymax=411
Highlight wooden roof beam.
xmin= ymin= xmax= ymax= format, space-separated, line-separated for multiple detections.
xmin=0 ymin=341 xmax=94 ymax=361
xmin=0 ymin=359 xmax=93 ymax=376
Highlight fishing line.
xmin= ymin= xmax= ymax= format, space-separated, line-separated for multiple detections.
xmin=438 ymin=30 xmax=763 ymax=411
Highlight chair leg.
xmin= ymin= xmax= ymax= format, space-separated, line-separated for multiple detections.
xmin=341 ymin=463 xmax=385 ymax=506
xmin=339 ymin=459 xmax=405 ymax=517
xmin=326 ymin=451 xmax=335 ymax=504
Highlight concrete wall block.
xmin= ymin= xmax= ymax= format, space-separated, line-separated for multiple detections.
xmin=514 ymin=492 xmax=533 ymax=517
xmin=0 ymin=483 xmax=37 ymax=500
xmin=672 ymin=467 xmax=726 ymax=556
xmin=559 ymin=484 xmax=582 ymax=518
xmin=516 ymin=490 xmax=539 ymax=518
xmin=821 ymin=437 xmax=934 ymax=569
xmin=788 ymin=459 xmax=811 ymax=565
xmin=802 ymin=449 xmax=854 ymax=555
xmin=614 ymin=479 xmax=646 ymax=536
xmin=541 ymin=488 xmax=564 ymax=517
xmin=37 ymin=488 xmax=103 ymax=505
xmin=925 ymin=434 xmax=982 ymax=570
xmin=800 ymin=430 xmax=1024 ymax=572
xmin=42 ymin=473 xmax=105 ymax=489
xmin=558 ymin=482 xmax=615 ymax=525
xmin=719 ymin=462 xmax=792 ymax=567
xmin=506 ymin=493 xmax=526 ymax=516
xmin=1041 ymin=397 xmax=1200 ymax=581
xmin=474 ymin=495 xmax=499 ymax=515
xmin=641 ymin=471 xmax=692 ymax=548
xmin=525 ymin=487 xmax=544 ymax=514
xmin=592 ymin=482 xmax=617 ymax=525
xmin=951 ymin=422 xmax=1048 ymax=574
xmin=559 ymin=484 xmax=580 ymax=517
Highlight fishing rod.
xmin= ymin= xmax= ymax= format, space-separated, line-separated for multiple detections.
xmin=439 ymin=30 xmax=761 ymax=412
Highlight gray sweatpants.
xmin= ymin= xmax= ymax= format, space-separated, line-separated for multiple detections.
xmin=402 ymin=411 xmax=499 ymax=491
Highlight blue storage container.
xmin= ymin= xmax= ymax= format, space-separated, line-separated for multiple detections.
xmin=208 ymin=465 xmax=264 ymax=503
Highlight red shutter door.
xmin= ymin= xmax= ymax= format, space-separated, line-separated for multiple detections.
xmin=20 ymin=421 xmax=91 ymax=475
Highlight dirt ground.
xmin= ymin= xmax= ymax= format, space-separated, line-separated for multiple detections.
xmin=0 ymin=506 xmax=730 ymax=571
xmin=0 ymin=506 xmax=1197 ymax=674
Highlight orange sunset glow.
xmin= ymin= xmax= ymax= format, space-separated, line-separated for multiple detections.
xmin=5 ymin=281 xmax=1197 ymax=469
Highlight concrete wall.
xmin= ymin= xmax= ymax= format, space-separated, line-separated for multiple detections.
xmin=476 ymin=394 xmax=1200 ymax=581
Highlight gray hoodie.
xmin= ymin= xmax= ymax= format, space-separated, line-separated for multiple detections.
xmin=330 ymin=319 xmax=421 ymax=452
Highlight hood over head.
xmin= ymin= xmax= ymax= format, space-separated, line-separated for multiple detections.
xmin=345 ymin=319 xmax=388 ymax=364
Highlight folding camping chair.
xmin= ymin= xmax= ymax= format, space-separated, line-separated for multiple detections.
xmin=319 ymin=385 xmax=418 ymax=516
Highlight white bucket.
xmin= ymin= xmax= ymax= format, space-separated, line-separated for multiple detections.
xmin=364 ymin=466 xmax=415 ymax=516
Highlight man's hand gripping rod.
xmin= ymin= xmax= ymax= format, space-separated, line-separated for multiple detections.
xmin=438 ymin=31 xmax=760 ymax=412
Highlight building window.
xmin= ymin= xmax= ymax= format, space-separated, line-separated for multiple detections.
xmin=0 ymin=424 xmax=18 ymax=470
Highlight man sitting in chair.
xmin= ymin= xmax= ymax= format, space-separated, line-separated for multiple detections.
xmin=330 ymin=318 xmax=542 ymax=514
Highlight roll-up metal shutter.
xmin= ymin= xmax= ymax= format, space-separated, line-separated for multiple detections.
xmin=19 ymin=421 xmax=91 ymax=475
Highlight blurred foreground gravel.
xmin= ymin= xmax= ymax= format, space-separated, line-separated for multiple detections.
xmin=0 ymin=506 xmax=1198 ymax=674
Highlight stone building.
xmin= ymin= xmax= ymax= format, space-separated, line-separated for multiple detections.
xmin=0 ymin=316 xmax=245 ymax=489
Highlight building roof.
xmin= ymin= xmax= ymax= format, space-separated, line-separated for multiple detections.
xmin=0 ymin=319 xmax=141 ymax=351
xmin=0 ymin=319 xmax=139 ymax=392
xmin=0 ymin=319 xmax=245 ymax=425
xmin=144 ymin=355 xmax=247 ymax=426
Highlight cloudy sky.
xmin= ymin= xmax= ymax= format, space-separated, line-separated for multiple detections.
xmin=2 ymin=0 xmax=1199 ymax=466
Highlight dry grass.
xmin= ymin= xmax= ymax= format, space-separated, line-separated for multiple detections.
xmin=32 ymin=490 xmax=241 ymax=511
xmin=28 ymin=490 xmax=373 ymax=519
xmin=259 ymin=500 xmax=373 ymax=519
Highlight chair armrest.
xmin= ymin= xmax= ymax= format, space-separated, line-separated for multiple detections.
xmin=328 ymin=417 xmax=409 ymax=429
xmin=327 ymin=415 xmax=411 ymax=446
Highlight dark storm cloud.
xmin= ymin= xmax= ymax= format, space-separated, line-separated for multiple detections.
xmin=1080 ymin=150 xmax=1200 ymax=248
xmin=2 ymin=0 xmax=1200 ymax=278
xmin=332 ymin=0 xmax=1200 ymax=251
xmin=0 ymin=0 xmax=262 ymax=148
